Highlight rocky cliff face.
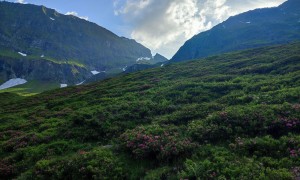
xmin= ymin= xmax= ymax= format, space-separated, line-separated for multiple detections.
xmin=0 ymin=56 xmax=90 ymax=84
xmin=171 ymin=0 xmax=300 ymax=62
xmin=0 ymin=2 xmax=152 ymax=84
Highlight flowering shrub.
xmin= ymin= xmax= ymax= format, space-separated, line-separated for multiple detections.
xmin=288 ymin=148 xmax=300 ymax=158
xmin=120 ymin=126 xmax=197 ymax=161
xmin=291 ymin=103 xmax=300 ymax=110
xmin=33 ymin=148 xmax=125 ymax=179
xmin=3 ymin=133 xmax=40 ymax=152
xmin=0 ymin=130 xmax=24 ymax=141
xmin=189 ymin=104 xmax=300 ymax=143
xmin=292 ymin=167 xmax=300 ymax=178
xmin=0 ymin=159 xmax=14 ymax=178
xmin=268 ymin=116 xmax=300 ymax=138
xmin=272 ymin=117 xmax=299 ymax=128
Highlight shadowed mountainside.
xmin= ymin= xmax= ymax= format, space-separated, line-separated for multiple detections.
xmin=172 ymin=0 xmax=300 ymax=62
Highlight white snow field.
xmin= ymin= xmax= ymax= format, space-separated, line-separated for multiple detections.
xmin=60 ymin=84 xmax=67 ymax=88
xmin=91 ymin=71 xmax=100 ymax=75
xmin=0 ymin=78 xmax=27 ymax=90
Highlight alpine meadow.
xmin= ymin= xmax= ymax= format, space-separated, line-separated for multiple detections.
xmin=0 ymin=0 xmax=300 ymax=179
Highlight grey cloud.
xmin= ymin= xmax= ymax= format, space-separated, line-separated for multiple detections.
xmin=114 ymin=0 xmax=286 ymax=58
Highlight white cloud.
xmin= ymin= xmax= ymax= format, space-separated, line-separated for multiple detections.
xmin=16 ymin=0 xmax=26 ymax=4
xmin=223 ymin=0 xmax=286 ymax=15
xmin=65 ymin=11 xmax=89 ymax=21
xmin=114 ymin=0 xmax=286 ymax=58
xmin=114 ymin=0 xmax=152 ymax=15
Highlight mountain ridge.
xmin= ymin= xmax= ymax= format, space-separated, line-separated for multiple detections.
xmin=171 ymin=0 xmax=300 ymax=62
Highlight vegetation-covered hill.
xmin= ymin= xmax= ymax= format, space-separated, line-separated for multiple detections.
xmin=172 ymin=0 xmax=300 ymax=62
xmin=0 ymin=43 xmax=300 ymax=179
xmin=0 ymin=2 xmax=152 ymax=84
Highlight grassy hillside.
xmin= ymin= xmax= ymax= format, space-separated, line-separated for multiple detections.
xmin=0 ymin=43 xmax=300 ymax=179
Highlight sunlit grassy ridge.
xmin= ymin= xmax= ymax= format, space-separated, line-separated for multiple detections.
xmin=0 ymin=80 xmax=60 ymax=96
xmin=0 ymin=49 xmax=86 ymax=68
xmin=0 ymin=43 xmax=300 ymax=179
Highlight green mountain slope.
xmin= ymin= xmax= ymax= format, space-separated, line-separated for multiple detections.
xmin=0 ymin=2 xmax=152 ymax=85
xmin=172 ymin=0 xmax=300 ymax=62
xmin=1 ymin=43 xmax=300 ymax=179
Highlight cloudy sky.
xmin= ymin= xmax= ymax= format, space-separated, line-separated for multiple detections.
xmin=6 ymin=0 xmax=286 ymax=58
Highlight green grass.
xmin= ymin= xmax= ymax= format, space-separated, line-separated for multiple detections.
xmin=0 ymin=43 xmax=300 ymax=179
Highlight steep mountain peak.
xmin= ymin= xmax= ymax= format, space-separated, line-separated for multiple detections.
xmin=150 ymin=53 xmax=168 ymax=64
xmin=154 ymin=53 xmax=168 ymax=61
xmin=0 ymin=1 xmax=152 ymax=86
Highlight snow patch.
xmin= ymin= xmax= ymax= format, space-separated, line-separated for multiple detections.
xmin=136 ymin=57 xmax=151 ymax=62
xmin=41 ymin=54 xmax=44 ymax=58
xmin=76 ymin=81 xmax=85 ymax=86
xmin=50 ymin=17 xmax=55 ymax=21
xmin=0 ymin=78 xmax=27 ymax=90
xmin=91 ymin=70 xmax=100 ymax=75
xmin=123 ymin=66 xmax=128 ymax=72
xmin=18 ymin=52 xmax=27 ymax=57
xmin=60 ymin=84 xmax=67 ymax=88
xmin=161 ymin=64 xmax=164 ymax=67
xmin=246 ymin=22 xmax=251 ymax=24
xmin=91 ymin=70 xmax=106 ymax=75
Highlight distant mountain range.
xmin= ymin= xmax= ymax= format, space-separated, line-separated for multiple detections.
xmin=0 ymin=2 xmax=167 ymax=87
xmin=172 ymin=0 xmax=300 ymax=62
xmin=83 ymin=54 xmax=168 ymax=85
